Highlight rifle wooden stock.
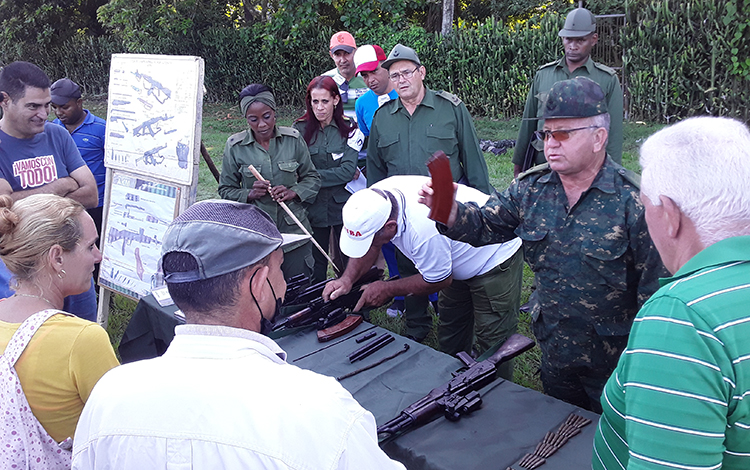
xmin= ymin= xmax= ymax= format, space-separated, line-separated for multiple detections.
xmin=426 ymin=151 xmax=454 ymax=225
xmin=376 ymin=333 xmax=535 ymax=439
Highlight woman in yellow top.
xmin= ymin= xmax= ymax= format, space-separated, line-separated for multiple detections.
xmin=0 ymin=194 xmax=119 ymax=449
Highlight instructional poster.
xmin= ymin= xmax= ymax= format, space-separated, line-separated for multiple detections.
xmin=104 ymin=54 xmax=202 ymax=185
xmin=99 ymin=171 xmax=179 ymax=298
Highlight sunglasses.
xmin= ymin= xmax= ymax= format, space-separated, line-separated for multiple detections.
xmin=533 ymin=126 xmax=599 ymax=142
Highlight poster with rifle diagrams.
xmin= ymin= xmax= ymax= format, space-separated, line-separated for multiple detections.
xmin=104 ymin=54 xmax=202 ymax=185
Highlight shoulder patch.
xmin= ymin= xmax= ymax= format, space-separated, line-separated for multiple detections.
xmin=518 ymin=162 xmax=550 ymax=180
xmin=227 ymin=130 xmax=249 ymax=146
xmin=278 ymin=126 xmax=301 ymax=138
xmin=539 ymin=60 xmax=558 ymax=70
xmin=593 ymin=61 xmax=616 ymax=76
xmin=436 ymin=90 xmax=462 ymax=106
xmin=616 ymin=167 xmax=641 ymax=189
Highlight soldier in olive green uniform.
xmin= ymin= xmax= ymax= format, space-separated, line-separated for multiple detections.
xmin=294 ymin=76 xmax=363 ymax=283
xmin=427 ymin=77 xmax=667 ymax=412
xmin=219 ymin=84 xmax=320 ymax=281
xmin=512 ymin=7 xmax=623 ymax=177
xmin=367 ymin=44 xmax=493 ymax=342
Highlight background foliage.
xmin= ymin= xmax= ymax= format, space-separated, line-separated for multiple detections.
xmin=1 ymin=0 xmax=747 ymax=122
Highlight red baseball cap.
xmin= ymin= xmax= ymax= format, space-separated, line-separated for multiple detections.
xmin=330 ymin=31 xmax=357 ymax=54
xmin=354 ymin=45 xmax=387 ymax=74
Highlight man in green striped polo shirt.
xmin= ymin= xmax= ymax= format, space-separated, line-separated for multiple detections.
xmin=593 ymin=116 xmax=750 ymax=470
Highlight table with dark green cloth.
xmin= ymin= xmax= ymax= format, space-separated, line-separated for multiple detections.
xmin=121 ymin=294 xmax=598 ymax=469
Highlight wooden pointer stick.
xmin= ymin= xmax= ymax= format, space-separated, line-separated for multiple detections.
xmin=247 ymin=165 xmax=340 ymax=276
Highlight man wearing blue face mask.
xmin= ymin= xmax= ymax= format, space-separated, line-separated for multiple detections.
xmin=72 ymin=199 xmax=405 ymax=470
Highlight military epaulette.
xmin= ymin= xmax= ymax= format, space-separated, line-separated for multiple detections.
xmin=538 ymin=60 xmax=559 ymax=70
xmin=227 ymin=130 xmax=249 ymax=146
xmin=342 ymin=115 xmax=353 ymax=123
xmin=518 ymin=162 xmax=550 ymax=180
xmin=593 ymin=61 xmax=616 ymax=76
xmin=436 ymin=90 xmax=462 ymax=106
xmin=278 ymin=126 xmax=301 ymax=138
xmin=616 ymin=166 xmax=641 ymax=189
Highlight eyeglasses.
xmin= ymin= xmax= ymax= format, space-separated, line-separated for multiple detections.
xmin=389 ymin=66 xmax=420 ymax=82
xmin=534 ymin=126 xmax=599 ymax=142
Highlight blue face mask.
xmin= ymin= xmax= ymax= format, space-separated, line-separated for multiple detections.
xmin=250 ymin=270 xmax=281 ymax=336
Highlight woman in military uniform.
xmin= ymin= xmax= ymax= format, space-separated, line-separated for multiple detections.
xmin=293 ymin=76 xmax=361 ymax=283
xmin=219 ymin=83 xmax=320 ymax=280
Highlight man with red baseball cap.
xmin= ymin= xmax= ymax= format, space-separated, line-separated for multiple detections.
xmin=353 ymin=44 xmax=398 ymax=137
xmin=323 ymin=31 xmax=368 ymax=121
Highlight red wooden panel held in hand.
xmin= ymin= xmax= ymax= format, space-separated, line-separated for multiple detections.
xmin=426 ymin=151 xmax=454 ymax=225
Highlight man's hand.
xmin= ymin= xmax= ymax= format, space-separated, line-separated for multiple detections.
xmin=247 ymin=180 xmax=270 ymax=201
xmin=322 ymin=278 xmax=353 ymax=302
xmin=270 ymin=185 xmax=297 ymax=203
xmin=418 ymin=180 xmax=459 ymax=228
xmin=353 ymin=281 xmax=392 ymax=312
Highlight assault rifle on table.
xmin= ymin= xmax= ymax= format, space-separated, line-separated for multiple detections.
xmin=377 ymin=333 xmax=536 ymax=440
xmin=272 ymin=267 xmax=383 ymax=338
xmin=282 ymin=267 xmax=383 ymax=307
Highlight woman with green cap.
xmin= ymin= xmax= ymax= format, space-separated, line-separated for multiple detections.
xmin=219 ymin=83 xmax=320 ymax=281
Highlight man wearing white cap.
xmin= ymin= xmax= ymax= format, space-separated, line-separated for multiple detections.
xmin=353 ymin=44 xmax=398 ymax=137
xmin=323 ymin=31 xmax=368 ymax=120
xmin=323 ymin=175 xmax=523 ymax=376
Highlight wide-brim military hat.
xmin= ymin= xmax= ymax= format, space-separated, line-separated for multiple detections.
xmin=558 ymin=8 xmax=597 ymax=37
xmin=381 ymin=44 xmax=421 ymax=70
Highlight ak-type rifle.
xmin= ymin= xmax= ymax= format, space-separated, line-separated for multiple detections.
xmin=377 ymin=334 xmax=536 ymax=439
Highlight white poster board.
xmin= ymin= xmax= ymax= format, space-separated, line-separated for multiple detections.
xmin=97 ymin=54 xmax=203 ymax=325
xmin=99 ymin=171 xmax=179 ymax=298
xmin=104 ymin=54 xmax=202 ymax=185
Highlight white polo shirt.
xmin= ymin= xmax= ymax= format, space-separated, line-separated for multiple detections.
xmin=371 ymin=176 xmax=521 ymax=283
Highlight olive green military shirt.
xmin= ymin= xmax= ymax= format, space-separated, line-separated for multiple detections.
xmin=218 ymin=125 xmax=321 ymax=252
xmin=512 ymin=56 xmax=624 ymax=167
xmin=292 ymin=118 xmax=359 ymax=227
xmin=438 ymin=158 xmax=667 ymax=369
xmin=366 ymin=88 xmax=492 ymax=194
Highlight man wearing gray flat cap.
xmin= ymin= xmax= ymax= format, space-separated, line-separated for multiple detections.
xmin=73 ymin=200 xmax=405 ymax=469
xmin=421 ymin=77 xmax=667 ymax=412
xmin=366 ymin=43 xmax=492 ymax=343
xmin=512 ymin=7 xmax=623 ymax=177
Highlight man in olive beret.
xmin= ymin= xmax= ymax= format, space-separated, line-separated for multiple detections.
xmin=421 ymin=76 xmax=668 ymax=412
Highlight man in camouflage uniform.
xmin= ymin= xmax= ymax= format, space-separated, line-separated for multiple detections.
xmin=366 ymin=43 xmax=492 ymax=342
xmin=512 ymin=7 xmax=623 ymax=177
xmin=424 ymin=77 xmax=667 ymax=412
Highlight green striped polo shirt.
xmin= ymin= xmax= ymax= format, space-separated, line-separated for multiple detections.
xmin=593 ymin=235 xmax=750 ymax=470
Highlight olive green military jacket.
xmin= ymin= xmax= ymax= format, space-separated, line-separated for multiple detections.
xmin=292 ymin=118 xmax=359 ymax=227
xmin=366 ymin=88 xmax=492 ymax=194
xmin=439 ymin=158 xmax=667 ymax=368
xmin=512 ymin=56 xmax=624 ymax=167
xmin=218 ymin=125 xmax=321 ymax=252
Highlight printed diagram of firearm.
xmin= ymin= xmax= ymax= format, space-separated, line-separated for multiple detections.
xmin=132 ymin=70 xmax=171 ymax=104
xmin=133 ymin=114 xmax=173 ymax=137
xmin=137 ymin=145 xmax=168 ymax=166
xmin=110 ymin=114 xmax=136 ymax=133
xmin=108 ymin=226 xmax=160 ymax=256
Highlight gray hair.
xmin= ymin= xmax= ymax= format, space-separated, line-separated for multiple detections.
xmin=640 ymin=116 xmax=750 ymax=247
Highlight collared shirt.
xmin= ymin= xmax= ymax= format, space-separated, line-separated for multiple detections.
xmin=439 ymin=158 xmax=667 ymax=365
xmin=218 ymin=125 xmax=320 ymax=251
xmin=512 ymin=56 xmax=624 ymax=166
xmin=355 ymin=89 xmax=399 ymax=136
xmin=53 ymin=110 xmax=106 ymax=207
xmin=593 ymin=236 xmax=750 ymax=470
xmin=322 ymin=68 xmax=369 ymax=121
xmin=372 ymin=176 xmax=521 ymax=282
xmin=72 ymin=324 xmax=406 ymax=470
xmin=292 ymin=118 xmax=361 ymax=226
xmin=366 ymin=88 xmax=492 ymax=194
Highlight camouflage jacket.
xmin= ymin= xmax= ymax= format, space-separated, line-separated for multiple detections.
xmin=439 ymin=158 xmax=668 ymax=354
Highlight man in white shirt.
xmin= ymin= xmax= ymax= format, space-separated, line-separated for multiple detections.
xmin=323 ymin=176 xmax=524 ymax=377
xmin=73 ymin=200 xmax=405 ymax=470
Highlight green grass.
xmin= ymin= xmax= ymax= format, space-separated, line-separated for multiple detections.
xmin=93 ymin=97 xmax=664 ymax=392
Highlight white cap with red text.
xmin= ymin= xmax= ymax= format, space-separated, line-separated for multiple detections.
xmin=340 ymin=188 xmax=392 ymax=258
